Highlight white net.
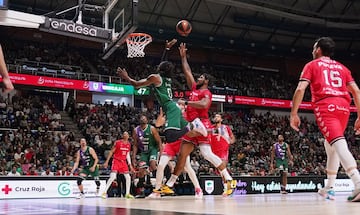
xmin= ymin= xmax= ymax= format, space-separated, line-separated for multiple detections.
xmin=126 ymin=33 xmax=152 ymax=58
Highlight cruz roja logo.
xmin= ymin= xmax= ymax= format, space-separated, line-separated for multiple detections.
xmin=1 ymin=185 xmax=12 ymax=195
xmin=58 ymin=182 xmax=71 ymax=196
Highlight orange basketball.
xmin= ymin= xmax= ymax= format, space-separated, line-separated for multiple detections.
xmin=176 ymin=20 xmax=192 ymax=37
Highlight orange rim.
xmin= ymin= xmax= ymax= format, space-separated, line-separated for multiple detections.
xmin=126 ymin=33 xmax=152 ymax=44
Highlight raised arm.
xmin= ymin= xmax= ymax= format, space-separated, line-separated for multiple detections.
xmin=161 ymin=39 xmax=177 ymax=62
xmin=179 ymin=43 xmax=195 ymax=89
xmin=118 ymin=68 xmax=161 ymax=88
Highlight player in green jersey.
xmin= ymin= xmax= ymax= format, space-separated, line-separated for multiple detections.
xmin=133 ymin=115 xmax=162 ymax=174
xmin=118 ymin=39 xmax=207 ymax=144
xmin=71 ymin=138 xmax=100 ymax=199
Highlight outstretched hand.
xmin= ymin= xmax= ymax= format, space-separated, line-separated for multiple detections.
xmin=165 ymin=39 xmax=177 ymax=50
xmin=290 ymin=114 xmax=301 ymax=132
xmin=117 ymin=67 xmax=129 ymax=81
xmin=155 ymin=107 xmax=166 ymax=128
xmin=2 ymin=77 xmax=14 ymax=93
xmin=354 ymin=117 xmax=360 ymax=135
xmin=178 ymin=43 xmax=187 ymax=58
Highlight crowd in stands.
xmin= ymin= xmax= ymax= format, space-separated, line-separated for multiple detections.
xmin=0 ymin=94 xmax=77 ymax=176
xmin=0 ymin=91 xmax=359 ymax=179
xmin=0 ymin=38 xmax=358 ymax=180
xmin=2 ymin=38 xmax=312 ymax=101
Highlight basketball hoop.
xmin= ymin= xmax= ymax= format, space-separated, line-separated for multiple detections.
xmin=126 ymin=33 xmax=152 ymax=58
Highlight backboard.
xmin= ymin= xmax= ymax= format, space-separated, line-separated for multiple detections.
xmin=102 ymin=0 xmax=138 ymax=60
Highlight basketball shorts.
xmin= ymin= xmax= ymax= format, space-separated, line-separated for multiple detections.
xmin=210 ymin=134 xmax=229 ymax=161
xmin=314 ymin=98 xmax=350 ymax=144
xmin=80 ymin=165 xmax=99 ymax=178
xmin=111 ymin=159 xmax=129 ymax=174
xmin=212 ymin=149 xmax=229 ymax=161
xmin=182 ymin=119 xmax=211 ymax=145
xmin=140 ymin=147 xmax=159 ymax=164
xmin=275 ymin=159 xmax=289 ymax=172
xmin=163 ymin=102 xmax=188 ymax=130
xmin=162 ymin=140 xmax=181 ymax=157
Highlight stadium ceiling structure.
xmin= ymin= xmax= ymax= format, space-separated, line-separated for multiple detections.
xmin=9 ymin=0 xmax=360 ymax=58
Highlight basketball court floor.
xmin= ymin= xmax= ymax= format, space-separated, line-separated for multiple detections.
xmin=0 ymin=192 xmax=358 ymax=215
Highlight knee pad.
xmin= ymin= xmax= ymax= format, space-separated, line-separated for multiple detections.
xmin=77 ymin=177 xmax=84 ymax=186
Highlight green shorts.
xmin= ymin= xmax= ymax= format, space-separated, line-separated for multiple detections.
xmin=140 ymin=147 xmax=159 ymax=164
xmin=163 ymin=102 xmax=188 ymax=130
xmin=275 ymin=159 xmax=289 ymax=172
xmin=80 ymin=165 xmax=99 ymax=178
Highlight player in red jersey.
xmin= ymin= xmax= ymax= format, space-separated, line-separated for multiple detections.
xmin=211 ymin=113 xmax=236 ymax=195
xmin=155 ymin=43 xmax=236 ymax=196
xmin=290 ymin=37 xmax=360 ymax=202
xmin=147 ymin=106 xmax=203 ymax=199
xmin=102 ymin=131 xmax=135 ymax=199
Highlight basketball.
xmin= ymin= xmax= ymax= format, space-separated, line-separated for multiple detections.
xmin=176 ymin=20 xmax=192 ymax=37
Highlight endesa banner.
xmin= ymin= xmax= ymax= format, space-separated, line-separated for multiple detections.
xmin=200 ymin=176 xmax=325 ymax=195
xmin=2 ymin=72 xmax=89 ymax=91
xmin=0 ymin=180 xmax=106 ymax=199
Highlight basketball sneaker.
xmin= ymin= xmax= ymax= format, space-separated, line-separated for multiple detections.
xmin=318 ymin=187 xmax=335 ymax=200
xmin=101 ymin=192 xmax=107 ymax=199
xmin=76 ymin=193 xmax=85 ymax=199
xmin=223 ymin=180 xmax=236 ymax=196
xmin=153 ymin=185 xmax=175 ymax=194
xmin=125 ymin=194 xmax=135 ymax=199
xmin=195 ymin=188 xmax=203 ymax=199
xmin=146 ymin=192 xmax=161 ymax=199
xmin=347 ymin=189 xmax=360 ymax=202
xmin=191 ymin=118 xmax=208 ymax=137
xmin=280 ymin=190 xmax=288 ymax=194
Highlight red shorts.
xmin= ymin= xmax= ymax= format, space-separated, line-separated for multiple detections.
xmin=213 ymin=149 xmax=229 ymax=161
xmin=210 ymin=134 xmax=229 ymax=160
xmin=111 ymin=159 xmax=129 ymax=174
xmin=162 ymin=140 xmax=181 ymax=157
xmin=314 ymin=98 xmax=350 ymax=144
xmin=182 ymin=119 xmax=211 ymax=145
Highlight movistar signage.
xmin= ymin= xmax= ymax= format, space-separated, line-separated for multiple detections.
xmin=40 ymin=17 xmax=112 ymax=42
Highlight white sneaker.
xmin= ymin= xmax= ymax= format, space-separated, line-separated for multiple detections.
xmin=318 ymin=187 xmax=335 ymax=200
xmin=195 ymin=188 xmax=203 ymax=199
xmin=146 ymin=192 xmax=161 ymax=199
xmin=191 ymin=118 xmax=207 ymax=137
xmin=76 ymin=193 xmax=85 ymax=199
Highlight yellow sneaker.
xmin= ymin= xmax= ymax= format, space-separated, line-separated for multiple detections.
xmin=224 ymin=180 xmax=237 ymax=196
xmin=153 ymin=185 xmax=175 ymax=194
xmin=101 ymin=192 xmax=107 ymax=199
xmin=125 ymin=194 xmax=135 ymax=199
